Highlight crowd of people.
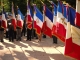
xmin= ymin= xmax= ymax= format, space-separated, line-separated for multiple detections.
xmin=0 ymin=13 xmax=57 ymax=44
xmin=0 ymin=14 xmax=38 ymax=42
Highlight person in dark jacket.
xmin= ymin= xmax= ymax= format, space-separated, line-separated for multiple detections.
xmin=21 ymin=20 xmax=26 ymax=37
xmin=26 ymin=14 xmax=32 ymax=41
xmin=8 ymin=23 xmax=14 ymax=42
xmin=6 ymin=23 xmax=9 ymax=38
xmin=27 ymin=28 xmax=32 ymax=41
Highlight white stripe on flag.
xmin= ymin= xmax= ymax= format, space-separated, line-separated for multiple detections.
xmin=71 ymin=25 xmax=80 ymax=46
xmin=45 ymin=16 xmax=53 ymax=29
xmin=76 ymin=0 xmax=80 ymax=13
xmin=36 ymin=17 xmax=43 ymax=28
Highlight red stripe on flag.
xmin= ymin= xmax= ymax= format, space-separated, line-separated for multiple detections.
xmin=11 ymin=19 xmax=16 ymax=30
xmin=2 ymin=20 xmax=7 ymax=29
xmin=75 ymin=12 xmax=80 ymax=27
xmin=56 ymin=22 xmax=66 ymax=42
xmin=17 ymin=20 xmax=22 ymax=28
xmin=42 ymin=21 xmax=52 ymax=37
xmin=34 ymin=21 xmax=42 ymax=35
xmin=27 ymin=15 xmax=32 ymax=29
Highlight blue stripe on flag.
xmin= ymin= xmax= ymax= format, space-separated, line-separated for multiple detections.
xmin=29 ymin=5 xmax=33 ymax=18
xmin=2 ymin=7 xmax=7 ymax=19
xmin=57 ymin=1 xmax=63 ymax=14
xmin=45 ymin=7 xmax=53 ymax=22
xmin=51 ymin=1 xmax=57 ymax=16
xmin=36 ymin=7 xmax=43 ymax=22
xmin=27 ymin=5 xmax=33 ymax=18
xmin=68 ymin=7 xmax=75 ymax=26
xmin=30 ymin=8 xmax=33 ymax=18
xmin=54 ymin=3 xmax=57 ymax=16
xmin=63 ymin=5 xmax=67 ymax=19
xmin=18 ymin=8 xmax=24 ymax=20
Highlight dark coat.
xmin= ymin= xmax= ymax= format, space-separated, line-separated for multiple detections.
xmin=8 ymin=25 xmax=14 ymax=36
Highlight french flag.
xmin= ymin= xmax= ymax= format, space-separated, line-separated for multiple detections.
xmin=42 ymin=5 xmax=53 ymax=37
xmin=17 ymin=7 xmax=24 ymax=28
xmin=56 ymin=1 xmax=67 ymax=42
xmin=75 ymin=0 xmax=80 ymax=27
xmin=64 ymin=7 xmax=80 ymax=60
xmin=27 ymin=4 xmax=32 ymax=30
xmin=11 ymin=2 xmax=16 ymax=30
xmin=64 ymin=6 xmax=73 ymax=59
xmin=51 ymin=2 xmax=58 ymax=37
xmin=33 ymin=5 xmax=43 ymax=36
xmin=2 ymin=7 xmax=7 ymax=29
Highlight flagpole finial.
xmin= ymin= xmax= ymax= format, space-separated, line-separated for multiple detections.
xmin=66 ymin=3 xmax=71 ymax=7
xmin=62 ymin=1 xmax=66 ymax=4
xmin=17 ymin=6 xmax=18 ymax=8
xmin=47 ymin=0 xmax=50 ymax=3
xmin=27 ymin=0 xmax=28 ymax=2
xmin=48 ymin=1 xmax=54 ymax=5
xmin=32 ymin=3 xmax=36 ymax=6
xmin=57 ymin=0 xmax=59 ymax=1
xmin=40 ymin=0 xmax=44 ymax=5
xmin=47 ymin=0 xmax=50 ymax=1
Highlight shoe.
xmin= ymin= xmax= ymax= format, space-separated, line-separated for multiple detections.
xmin=29 ymin=40 xmax=31 ymax=41
xmin=19 ymin=39 xmax=22 ymax=41
xmin=38 ymin=40 xmax=41 ymax=42
xmin=16 ymin=39 xmax=18 ymax=41
xmin=1 ymin=40 xmax=4 ymax=42
xmin=54 ymin=42 xmax=57 ymax=44
xmin=9 ymin=40 xmax=11 ymax=42
xmin=12 ymin=40 xmax=14 ymax=42
xmin=26 ymin=40 xmax=29 ymax=41
xmin=29 ymin=39 xmax=31 ymax=41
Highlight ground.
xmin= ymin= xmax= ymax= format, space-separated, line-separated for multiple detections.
xmin=0 ymin=36 xmax=74 ymax=60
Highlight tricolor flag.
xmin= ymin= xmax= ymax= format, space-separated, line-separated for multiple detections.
xmin=1 ymin=6 xmax=7 ymax=29
xmin=33 ymin=5 xmax=43 ymax=36
xmin=17 ymin=7 xmax=24 ymax=28
xmin=27 ymin=2 xmax=32 ymax=30
xmin=64 ymin=7 xmax=80 ymax=60
xmin=75 ymin=0 xmax=80 ymax=27
xmin=56 ymin=1 xmax=67 ymax=42
xmin=42 ymin=4 xmax=53 ymax=37
xmin=51 ymin=1 xmax=58 ymax=37
xmin=64 ymin=6 xmax=73 ymax=59
xmin=11 ymin=2 xmax=16 ymax=30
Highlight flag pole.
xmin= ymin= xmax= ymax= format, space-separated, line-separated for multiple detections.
xmin=26 ymin=0 xmax=28 ymax=30
xmin=40 ymin=0 xmax=46 ymax=38
xmin=32 ymin=3 xmax=37 ymax=39
xmin=48 ymin=0 xmax=58 ymax=43
xmin=32 ymin=0 xmax=35 ymax=39
xmin=40 ymin=0 xmax=45 ymax=25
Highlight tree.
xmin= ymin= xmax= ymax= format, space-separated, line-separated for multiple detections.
xmin=8 ymin=0 xmax=27 ymax=15
xmin=0 ymin=0 xmax=10 ymax=12
xmin=0 ymin=0 xmax=76 ymax=15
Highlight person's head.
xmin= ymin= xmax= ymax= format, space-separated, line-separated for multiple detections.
xmin=8 ymin=14 xmax=12 ymax=19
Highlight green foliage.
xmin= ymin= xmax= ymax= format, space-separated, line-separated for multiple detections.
xmin=0 ymin=0 xmax=76 ymax=15
xmin=8 ymin=0 xmax=27 ymax=15
xmin=0 ymin=0 xmax=10 ymax=12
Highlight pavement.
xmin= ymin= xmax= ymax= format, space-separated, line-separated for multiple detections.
xmin=0 ymin=36 xmax=74 ymax=60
